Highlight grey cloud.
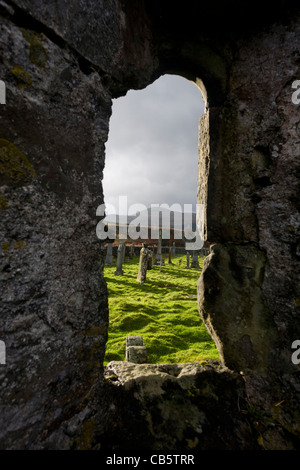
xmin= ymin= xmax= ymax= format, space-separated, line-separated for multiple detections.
xmin=103 ymin=74 xmax=204 ymax=213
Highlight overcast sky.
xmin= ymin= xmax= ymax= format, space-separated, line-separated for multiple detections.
xmin=103 ymin=74 xmax=205 ymax=215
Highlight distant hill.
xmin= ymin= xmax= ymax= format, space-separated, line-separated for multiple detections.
xmin=105 ymin=206 xmax=197 ymax=231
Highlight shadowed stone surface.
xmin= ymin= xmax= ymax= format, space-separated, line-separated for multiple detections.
xmin=102 ymin=361 xmax=257 ymax=450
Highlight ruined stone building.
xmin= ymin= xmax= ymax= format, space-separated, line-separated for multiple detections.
xmin=0 ymin=0 xmax=299 ymax=450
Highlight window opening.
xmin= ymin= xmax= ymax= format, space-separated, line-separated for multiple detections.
xmin=102 ymin=74 xmax=219 ymax=365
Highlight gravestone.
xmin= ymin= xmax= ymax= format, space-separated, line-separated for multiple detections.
xmin=114 ymin=243 xmax=124 ymax=275
xmin=168 ymin=246 xmax=172 ymax=264
xmin=125 ymin=336 xmax=147 ymax=364
xmin=137 ymin=243 xmax=150 ymax=284
xmin=105 ymin=242 xmax=113 ymax=265
xmin=172 ymin=241 xmax=176 ymax=257
xmin=126 ymin=335 xmax=143 ymax=347
xmin=185 ymin=251 xmax=190 ymax=269
xmin=191 ymin=251 xmax=200 ymax=269
xmin=147 ymin=249 xmax=153 ymax=270
xmin=154 ymin=229 xmax=165 ymax=266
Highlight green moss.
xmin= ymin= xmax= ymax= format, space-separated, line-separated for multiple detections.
xmin=0 ymin=139 xmax=36 ymax=186
xmin=71 ymin=418 xmax=95 ymax=450
xmin=83 ymin=325 xmax=108 ymax=336
xmin=186 ymin=437 xmax=199 ymax=448
xmin=2 ymin=240 xmax=27 ymax=253
xmin=0 ymin=195 xmax=8 ymax=210
xmin=10 ymin=66 xmax=32 ymax=89
xmin=13 ymin=240 xmax=27 ymax=249
xmin=2 ymin=242 xmax=9 ymax=252
xmin=20 ymin=28 xmax=48 ymax=68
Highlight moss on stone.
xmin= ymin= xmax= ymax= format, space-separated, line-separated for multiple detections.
xmin=13 ymin=240 xmax=27 ymax=249
xmin=89 ymin=340 xmax=102 ymax=370
xmin=2 ymin=240 xmax=27 ymax=253
xmin=10 ymin=66 xmax=32 ymax=89
xmin=71 ymin=418 xmax=95 ymax=450
xmin=0 ymin=139 xmax=36 ymax=187
xmin=0 ymin=195 xmax=8 ymax=210
xmin=186 ymin=436 xmax=199 ymax=448
xmin=2 ymin=241 xmax=9 ymax=252
xmin=19 ymin=28 xmax=48 ymax=68
xmin=83 ymin=325 xmax=108 ymax=336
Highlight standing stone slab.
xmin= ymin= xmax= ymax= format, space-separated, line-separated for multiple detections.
xmin=186 ymin=251 xmax=190 ymax=269
xmin=168 ymin=246 xmax=172 ymax=264
xmin=172 ymin=242 xmax=176 ymax=257
xmin=154 ymin=229 xmax=165 ymax=266
xmin=114 ymin=242 xmax=124 ymax=275
xmin=126 ymin=336 xmax=143 ymax=347
xmin=191 ymin=251 xmax=200 ymax=269
xmin=147 ymin=249 xmax=153 ymax=270
xmin=125 ymin=336 xmax=147 ymax=363
xmin=137 ymin=243 xmax=150 ymax=284
xmin=129 ymin=244 xmax=134 ymax=259
xmin=126 ymin=346 xmax=147 ymax=364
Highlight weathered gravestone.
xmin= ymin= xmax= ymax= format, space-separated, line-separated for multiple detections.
xmin=137 ymin=243 xmax=151 ymax=284
xmin=185 ymin=251 xmax=190 ymax=269
xmin=126 ymin=336 xmax=147 ymax=364
xmin=154 ymin=229 xmax=165 ymax=266
xmin=172 ymin=241 xmax=176 ymax=257
xmin=168 ymin=246 xmax=172 ymax=264
xmin=147 ymin=249 xmax=153 ymax=270
xmin=114 ymin=242 xmax=124 ymax=275
xmin=190 ymin=251 xmax=200 ymax=269
xmin=129 ymin=244 xmax=134 ymax=259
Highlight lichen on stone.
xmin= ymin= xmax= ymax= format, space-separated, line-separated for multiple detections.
xmin=0 ymin=195 xmax=8 ymax=209
xmin=10 ymin=65 xmax=32 ymax=88
xmin=2 ymin=241 xmax=9 ymax=252
xmin=83 ymin=325 xmax=108 ymax=336
xmin=19 ymin=28 xmax=48 ymax=68
xmin=13 ymin=240 xmax=27 ymax=249
xmin=0 ymin=139 xmax=36 ymax=186
xmin=71 ymin=418 xmax=96 ymax=450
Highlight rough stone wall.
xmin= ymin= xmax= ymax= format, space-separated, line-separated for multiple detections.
xmin=197 ymin=5 xmax=300 ymax=408
xmin=0 ymin=0 xmax=299 ymax=450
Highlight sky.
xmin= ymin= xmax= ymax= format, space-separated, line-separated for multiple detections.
xmin=103 ymin=74 xmax=205 ymax=215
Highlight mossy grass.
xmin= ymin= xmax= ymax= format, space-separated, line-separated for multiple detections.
xmin=104 ymin=253 xmax=219 ymax=365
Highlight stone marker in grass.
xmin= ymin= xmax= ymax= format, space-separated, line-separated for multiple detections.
xmin=137 ymin=243 xmax=150 ymax=284
xmin=191 ymin=250 xmax=200 ymax=269
xmin=172 ymin=241 xmax=176 ymax=257
xmin=185 ymin=251 xmax=190 ymax=269
xmin=126 ymin=335 xmax=147 ymax=364
xmin=114 ymin=242 xmax=124 ymax=275
xmin=154 ymin=228 xmax=165 ymax=266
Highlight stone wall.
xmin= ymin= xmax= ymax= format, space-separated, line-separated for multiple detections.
xmin=0 ymin=0 xmax=299 ymax=450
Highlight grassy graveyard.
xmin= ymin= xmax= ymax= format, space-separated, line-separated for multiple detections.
xmin=103 ymin=253 xmax=220 ymax=365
